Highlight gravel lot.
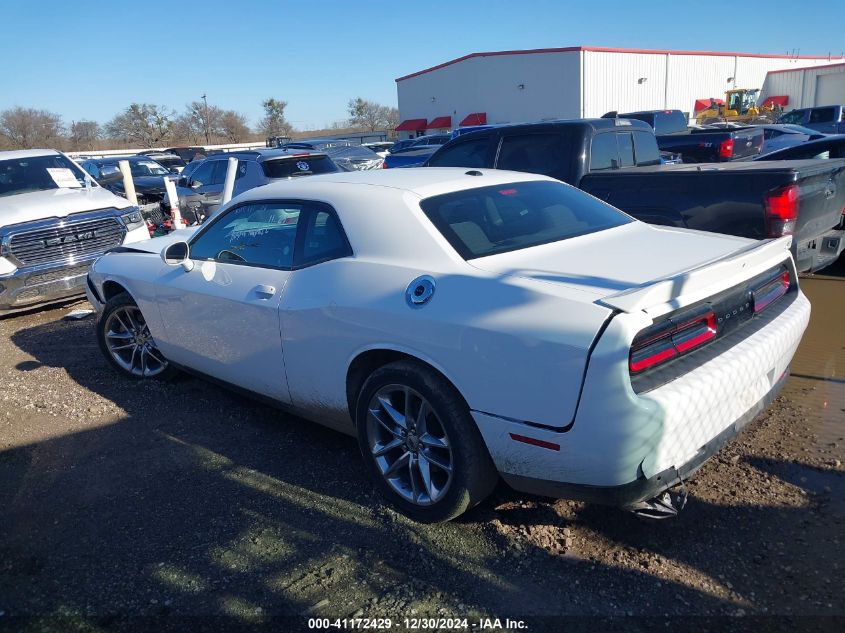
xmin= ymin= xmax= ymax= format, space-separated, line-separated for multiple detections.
xmin=1 ymin=261 xmax=843 ymax=632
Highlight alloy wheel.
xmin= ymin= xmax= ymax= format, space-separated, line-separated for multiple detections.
xmin=103 ymin=305 xmax=168 ymax=378
xmin=366 ymin=384 xmax=453 ymax=506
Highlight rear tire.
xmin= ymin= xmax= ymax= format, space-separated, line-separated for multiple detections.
xmin=355 ymin=360 xmax=498 ymax=522
xmin=96 ymin=292 xmax=178 ymax=381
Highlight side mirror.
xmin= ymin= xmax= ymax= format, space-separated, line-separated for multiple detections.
xmin=169 ymin=166 xmax=181 ymax=174
xmin=190 ymin=180 xmax=202 ymax=189
xmin=161 ymin=241 xmax=194 ymax=272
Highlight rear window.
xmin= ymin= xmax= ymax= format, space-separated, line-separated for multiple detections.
xmin=621 ymin=111 xmax=687 ymax=135
xmin=419 ymin=180 xmax=631 ymax=259
xmin=809 ymin=108 xmax=835 ymax=123
xmin=427 ymin=137 xmax=491 ymax=168
xmin=262 ymin=156 xmax=339 ymax=178
xmin=633 ymin=131 xmax=660 ymax=165
xmin=496 ymin=133 xmax=574 ymax=179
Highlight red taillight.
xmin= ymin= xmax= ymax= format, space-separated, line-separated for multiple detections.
xmin=764 ymin=184 xmax=800 ymax=237
xmin=630 ymin=311 xmax=717 ymax=374
xmin=753 ymin=270 xmax=790 ymax=313
xmin=382 ymin=161 xmax=389 ymax=169
xmin=718 ymin=138 xmax=734 ymax=159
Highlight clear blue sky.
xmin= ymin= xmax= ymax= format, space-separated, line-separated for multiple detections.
xmin=1 ymin=0 xmax=841 ymax=130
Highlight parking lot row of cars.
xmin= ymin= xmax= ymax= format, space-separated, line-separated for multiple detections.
xmin=0 ymin=102 xmax=842 ymax=522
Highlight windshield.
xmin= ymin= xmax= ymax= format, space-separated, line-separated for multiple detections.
xmin=420 ymin=180 xmax=632 ymax=259
xmin=125 ymin=159 xmax=169 ymax=177
xmin=0 ymin=154 xmax=93 ymax=198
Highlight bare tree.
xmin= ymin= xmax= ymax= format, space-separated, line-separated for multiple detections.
xmin=104 ymin=103 xmax=174 ymax=147
xmin=0 ymin=107 xmax=64 ymax=149
xmin=220 ymin=110 xmax=250 ymax=143
xmin=258 ymin=98 xmax=292 ymax=138
xmin=68 ymin=120 xmax=100 ymax=151
xmin=172 ymin=113 xmax=203 ymax=145
xmin=380 ymin=105 xmax=400 ymax=131
xmin=347 ymin=98 xmax=399 ymax=131
xmin=184 ymin=100 xmax=224 ymax=144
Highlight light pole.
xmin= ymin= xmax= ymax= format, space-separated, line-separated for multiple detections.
xmin=201 ymin=93 xmax=210 ymax=144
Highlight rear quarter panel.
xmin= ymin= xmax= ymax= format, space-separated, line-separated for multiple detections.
xmin=278 ymin=258 xmax=612 ymax=430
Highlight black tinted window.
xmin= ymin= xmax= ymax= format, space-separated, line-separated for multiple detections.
xmin=633 ymin=131 xmax=660 ymax=165
xmin=427 ymin=137 xmax=491 ymax=168
xmin=809 ymin=108 xmax=835 ymax=123
xmin=590 ymin=134 xmax=619 ymax=171
xmin=189 ymin=161 xmax=214 ymax=185
xmin=262 ymin=156 xmax=339 ymax=178
xmin=190 ymin=202 xmax=302 ymax=269
xmin=210 ymin=160 xmax=229 ymax=185
xmin=617 ymin=133 xmax=635 ymax=167
xmin=419 ymin=180 xmax=631 ymax=259
xmin=496 ymin=133 xmax=573 ymax=179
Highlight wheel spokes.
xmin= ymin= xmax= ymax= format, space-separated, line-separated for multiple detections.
xmin=366 ymin=384 xmax=454 ymax=506
xmin=372 ymin=437 xmax=403 ymax=457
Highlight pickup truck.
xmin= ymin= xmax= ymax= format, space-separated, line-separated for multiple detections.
xmin=778 ymin=105 xmax=845 ymax=135
xmin=0 ymin=149 xmax=151 ymax=315
xmin=614 ymin=109 xmax=764 ymax=162
xmin=424 ymin=118 xmax=845 ymax=272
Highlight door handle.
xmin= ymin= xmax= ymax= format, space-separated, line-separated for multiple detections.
xmin=254 ymin=284 xmax=276 ymax=297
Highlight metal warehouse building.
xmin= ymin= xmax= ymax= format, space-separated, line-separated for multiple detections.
xmin=761 ymin=62 xmax=845 ymax=110
xmin=395 ymin=46 xmax=843 ymax=137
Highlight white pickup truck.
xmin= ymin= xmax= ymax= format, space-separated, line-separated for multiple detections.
xmin=0 ymin=149 xmax=151 ymax=316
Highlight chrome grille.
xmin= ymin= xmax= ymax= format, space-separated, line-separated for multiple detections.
xmin=8 ymin=217 xmax=125 ymax=267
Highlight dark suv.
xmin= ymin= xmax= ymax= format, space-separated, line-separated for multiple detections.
xmin=172 ymin=149 xmax=340 ymax=222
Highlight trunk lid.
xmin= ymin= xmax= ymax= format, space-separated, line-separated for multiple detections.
xmin=469 ymin=222 xmax=792 ymax=317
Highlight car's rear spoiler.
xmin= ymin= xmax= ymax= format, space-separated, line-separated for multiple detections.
xmin=598 ymin=236 xmax=793 ymax=315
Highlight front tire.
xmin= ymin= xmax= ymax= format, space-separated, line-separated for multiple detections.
xmin=355 ymin=360 xmax=498 ymax=523
xmin=96 ymin=292 xmax=177 ymax=381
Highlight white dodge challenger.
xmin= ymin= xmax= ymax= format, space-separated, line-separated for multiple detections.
xmin=86 ymin=168 xmax=810 ymax=522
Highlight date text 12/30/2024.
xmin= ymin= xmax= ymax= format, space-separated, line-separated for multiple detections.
xmin=307 ymin=618 xmax=528 ymax=630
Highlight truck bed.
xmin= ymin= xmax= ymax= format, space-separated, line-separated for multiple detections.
xmin=581 ymin=159 xmax=845 ymax=272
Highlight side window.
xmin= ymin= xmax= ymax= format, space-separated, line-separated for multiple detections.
xmin=633 ymin=131 xmax=660 ymax=166
xmin=426 ymin=136 xmax=492 ymax=168
xmin=590 ymin=133 xmax=619 ymax=171
xmin=779 ymin=110 xmax=805 ymax=125
xmin=210 ymin=160 xmax=229 ymax=185
xmin=616 ymin=132 xmax=635 ymax=168
xmin=236 ymin=161 xmax=249 ymax=180
xmin=297 ymin=207 xmax=351 ymax=267
xmin=809 ymin=108 xmax=835 ymax=123
xmin=189 ymin=202 xmax=302 ymax=269
xmin=189 ymin=161 xmax=214 ymax=186
xmin=85 ymin=163 xmax=99 ymax=178
xmin=496 ymin=133 xmax=571 ymax=178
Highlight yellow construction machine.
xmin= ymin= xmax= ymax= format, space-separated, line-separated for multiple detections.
xmin=696 ymin=88 xmax=782 ymax=124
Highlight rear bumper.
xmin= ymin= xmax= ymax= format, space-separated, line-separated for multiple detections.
xmin=796 ymin=228 xmax=845 ymax=273
xmin=501 ymin=368 xmax=788 ymax=507
xmin=473 ymin=288 xmax=811 ymax=507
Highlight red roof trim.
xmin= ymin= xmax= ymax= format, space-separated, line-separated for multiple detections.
xmin=459 ymin=112 xmax=487 ymax=126
xmin=767 ymin=61 xmax=845 ymax=74
xmin=426 ymin=116 xmax=452 ymax=129
xmin=762 ymin=95 xmax=789 ymax=106
xmin=395 ymin=46 xmax=844 ymax=82
xmin=394 ymin=118 xmax=428 ymax=131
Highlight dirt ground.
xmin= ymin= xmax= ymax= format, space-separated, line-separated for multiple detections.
xmin=1 ymin=261 xmax=843 ymax=633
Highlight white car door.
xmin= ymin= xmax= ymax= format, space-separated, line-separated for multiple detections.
xmin=154 ymin=201 xmax=305 ymax=403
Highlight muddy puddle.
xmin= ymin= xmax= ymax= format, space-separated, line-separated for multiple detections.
xmin=782 ymin=256 xmax=845 ymax=468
